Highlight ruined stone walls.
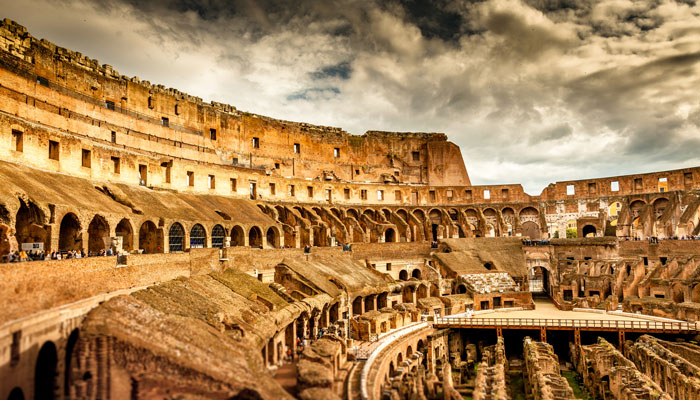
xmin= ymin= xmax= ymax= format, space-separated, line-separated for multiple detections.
xmin=473 ymin=336 xmax=510 ymax=400
xmin=523 ymin=337 xmax=575 ymax=400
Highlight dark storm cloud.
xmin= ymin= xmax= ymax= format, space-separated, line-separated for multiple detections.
xmin=2 ymin=0 xmax=699 ymax=193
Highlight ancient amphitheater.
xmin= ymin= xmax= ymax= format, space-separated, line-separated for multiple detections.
xmin=1 ymin=18 xmax=700 ymax=400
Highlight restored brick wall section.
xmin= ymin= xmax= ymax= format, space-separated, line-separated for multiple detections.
xmin=0 ymin=249 xmax=220 ymax=324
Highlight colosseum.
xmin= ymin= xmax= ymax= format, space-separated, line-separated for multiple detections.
xmin=1 ymin=17 xmax=700 ymax=400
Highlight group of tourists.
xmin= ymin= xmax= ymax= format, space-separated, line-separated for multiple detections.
xmin=3 ymin=247 xmax=119 ymax=263
xmin=521 ymin=239 xmax=550 ymax=246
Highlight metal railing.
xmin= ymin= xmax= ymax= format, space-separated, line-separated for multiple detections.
xmin=433 ymin=317 xmax=698 ymax=332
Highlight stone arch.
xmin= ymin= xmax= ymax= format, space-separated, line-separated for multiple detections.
xmin=249 ymin=226 xmax=263 ymax=248
xmin=115 ymin=218 xmax=133 ymax=252
xmin=0 ymin=224 xmax=10 ymax=262
xmin=456 ymin=284 xmax=467 ymax=294
xmin=266 ymin=226 xmax=280 ymax=248
xmin=397 ymin=352 xmax=403 ymax=364
xmin=653 ymin=197 xmax=669 ymax=220
xmin=189 ymin=223 xmax=206 ymax=248
xmin=168 ymin=222 xmax=185 ymax=252
xmin=211 ymin=224 xmax=226 ymax=248
xmin=7 ymin=388 xmax=24 ymax=400
xmin=582 ymin=224 xmax=597 ymax=238
xmin=522 ymin=221 xmax=541 ymax=240
xmin=406 ymin=345 xmax=413 ymax=357
xmin=347 ymin=208 xmax=360 ymax=221
xmin=397 ymin=209 xmax=409 ymax=222
xmin=692 ymin=284 xmax=700 ymax=303
xmin=412 ymin=209 xmax=425 ymax=221
xmin=64 ymin=329 xmax=79 ymax=396
xmin=352 ymin=296 xmax=363 ymax=315
xmin=672 ymin=283 xmax=685 ymax=304
xmin=402 ymin=286 xmax=415 ymax=303
xmin=399 ymin=270 xmax=408 ymax=281
xmin=35 ymin=341 xmax=58 ymax=400
xmin=231 ymin=225 xmax=245 ymax=246
xmin=377 ymin=292 xmax=389 ymax=309
xmin=15 ymin=199 xmax=49 ymax=253
xmin=630 ymin=200 xmax=646 ymax=218
xmin=384 ymin=227 xmax=396 ymax=243
xmin=138 ymin=220 xmax=163 ymax=253
xmin=416 ymin=284 xmax=428 ymax=299
xmin=87 ymin=214 xmax=110 ymax=254
xmin=58 ymin=213 xmax=82 ymax=252
xmin=412 ymin=269 xmax=422 ymax=279
xmin=430 ymin=285 xmax=440 ymax=297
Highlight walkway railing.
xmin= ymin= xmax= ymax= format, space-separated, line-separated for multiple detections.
xmin=434 ymin=317 xmax=699 ymax=332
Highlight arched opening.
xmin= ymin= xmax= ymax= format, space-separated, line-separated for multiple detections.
xmin=406 ymin=345 xmax=413 ymax=357
xmin=692 ymin=285 xmax=700 ymax=303
xmin=231 ymin=225 xmax=245 ymax=246
xmin=35 ymin=341 xmax=58 ymax=400
xmin=411 ymin=269 xmax=422 ymax=279
xmin=87 ymin=215 xmax=110 ymax=255
xmin=58 ymin=213 xmax=82 ymax=252
xmin=296 ymin=312 xmax=309 ymax=339
xmin=7 ymin=388 xmax=24 ymax=400
xmin=653 ymin=198 xmax=669 ymax=220
xmin=365 ymin=294 xmax=376 ymax=311
xmin=582 ymin=225 xmax=597 ymax=238
xmin=672 ymin=284 xmax=684 ymax=304
xmin=399 ymin=270 xmax=408 ymax=281
xmin=484 ymin=262 xmax=493 ymax=270
xmin=429 ymin=209 xmax=441 ymax=241
xmin=397 ymin=353 xmax=403 ymax=364
xmin=168 ymin=222 xmax=185 ymax=252
xmin=522 ymin=221 xmax=541 ymax=240
xmin=211 ymin=224 xmax=225 ymax=248
xmin=139 ymin=220 xmax=163 ymax=253
xmin=384 ymin=228 xmax=396 ymax=243
xmin=377 ymin=292 xmax=388 ymax=309
xmin=115 ymin=219 xmax=133 ymax=252
xmin=402 ymin=286 xmax=415 ymax=303
xmin=15 ymin=199 xmax=49 ymax=253
xmin=0 ymin=224 xmax=11 ymax=262
xmin=416 ymin=285 xmax=427 ymax=299
xmin=64 ymin=329 xmax=79 ymax=396
xmin=189 ymin=223 xmax=206 ymax=248
xmin=266 ymin=227 xmax=280 ymax=248
xmin=352 ymin=296 xmax=363 ymax=315
xmin=249 ymin=226 xmax=262 ymax=248
xmin=389 ymin=362 xmax=395 ymax=377
xmin=456 ymin=284 xmax=467 ymax=294
xmin=330 ymin=303 xmax=339 ymax=323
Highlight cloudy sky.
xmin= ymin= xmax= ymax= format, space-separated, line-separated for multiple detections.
xmin=3 ymin=0 xmax=700 ymax=194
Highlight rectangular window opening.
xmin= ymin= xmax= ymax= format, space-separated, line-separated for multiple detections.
xmin=139 ymin=164 xmax=147 ymax=186
xmin=37 ymin=76 xmax=49 ymax=87
xmin=81 ymin=149 xmax=91 ymax=168
xmin=161 ymin=117 xmax=169 ymax=127
xmin=250 ymin=182 xmax=257 ymax=199
xmin=162 ymin=162 xmax=171 ymax=184
xmin=501 ymin=188 xmax=509 ymax=200
xmin=307 ymin=186 xmax=314 ymax=198
xmin=187 ymin=171 xmax=194 ymax=186
xmin=231 ymin=178 xmax=238 ymax=192
xmin=344 ymin=188 xmax=350 ymax=200
xmin=611 ymin=181 xmax=619 ymax=192
xmin=447 ymin=190 xmax=454 ymax=201
xmin=334 ymin=148 xmax=340 ymax=158
xmin=269 ymin=183 xmax=276 ymax=195
xmin=684 ymin=172 xmax=693 ymax=185
xmin=289 ymin=185 xmax=295 ymax=197
xmin=412 ymin=151 xmax=420 ymax=161
xmin=210 ymin=128 xmax=217 ymax=141
xmin=12 ymin=130 xmax=23 ymax=152
xmin=232 ymin=157 xmax=239 ymax=166
xmin=464 ymin=190 xmax=473 ymax=201
xmin=395 ymin=190 xmax=402 ymax=202
xmin=634 ymin=178 xmax=643 ymax=190
xmin=252 ymin=137 xmax=260 ymax=149
xmin=377 ymin=190 xmax=384 ymax=201
xmin=429 ymin=190 xmax=436 ymax=202
xmin=566 ymin=184 xmax=575 ymax=195
xmin=48 ymin=140 xmax=59 ymax=161
xmin=208 ymin=175 xmax=215 ymax=189
xmin=326 ymin=189 xmax=332 ymax=202
xmin=105 ymin=100 xmax=115 ymax=110
xmin=294 ymin=143 xmax=300 ymax=154
xmin=111 ymin=156 xmax=120 ymax=174
xmin=361 ymin=189 xmax=367 ymax=200
xmin=483 ymin=189 xmax=490 ymax=199
xmin=588 ymin=182 xmax=597 ymax=194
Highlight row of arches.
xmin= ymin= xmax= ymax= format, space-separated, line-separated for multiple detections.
xmin=2 ymin=209 xmax=283 ymax=260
